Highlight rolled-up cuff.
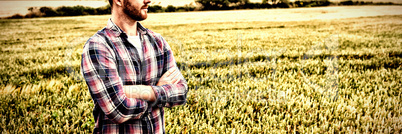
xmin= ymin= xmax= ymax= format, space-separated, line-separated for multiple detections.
xmin=151 ymin=85 xmax=167 ymax=107
xmin=111 ymin=98 xmax=149 ymax=123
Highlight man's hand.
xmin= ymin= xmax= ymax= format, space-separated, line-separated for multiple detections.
xmin=156 ymin=67 xmax=181 ymax=86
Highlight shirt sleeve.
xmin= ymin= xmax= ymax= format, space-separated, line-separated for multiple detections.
xmin=151 ymin=35 xmax=189 ymax=108
xmin=81 ymin=36 xmax=148 ymax=124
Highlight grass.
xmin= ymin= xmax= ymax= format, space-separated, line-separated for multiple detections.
xmin=0 ymin=11 xmax=401 ymax=133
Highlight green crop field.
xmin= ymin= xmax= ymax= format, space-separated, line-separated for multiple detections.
xmin=0 ymin=11 xmax=401 ymax=133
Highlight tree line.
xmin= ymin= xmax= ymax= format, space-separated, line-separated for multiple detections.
xmin=196 ymin=0 xmax=399 ymax=10
xmin=7 ymin=5 xmax=111 ymax=19
xmin=6 ymin=4 xmax=196 ymax=19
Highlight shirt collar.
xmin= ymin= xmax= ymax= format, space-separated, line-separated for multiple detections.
xmin=107 ymin=18 xmax=148 ymax=37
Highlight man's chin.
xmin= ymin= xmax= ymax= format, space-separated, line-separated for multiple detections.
xmin=139 ymin=14 xmax=148 ymax=21
xmin=136 ymin=11 xmax=147 ymax=21
xmin=131 ymin=14 xmax=147 ymax=21
xmin=138 ymin=16 xmax=147 ymax=21
xmin=136 ymin=18 xmax=147 ymax=21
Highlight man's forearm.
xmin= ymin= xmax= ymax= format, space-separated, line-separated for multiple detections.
xmin=123 ymin=85 xmax=156 ymax=102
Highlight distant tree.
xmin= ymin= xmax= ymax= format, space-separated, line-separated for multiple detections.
xmin=236 ymin=0 xmax=250 ymax=9
xmin=294 ymin=1 xmax=303 ymax=7
xmin=260 ymin=0 xmax=273 ymax=8
xmin=7 ymin=14 xmax=24 ymax=19
xmin=25 ymin=12 xmax=41 ymax=18
xmin=165 ymin=5 xmax=176 ymax=12
xmin=28 ymin=7 xmax=35 ymax=12
xmin=56 ymin=6 xmax=84 ymax=16
xmin=196 ymin=0 xmax=251 ymax=10
xmin=276 ymin=1 xmax=290 ymax=8
xmin=340 ymin=0 xmax=354 ymax=5
xmin=272 ymin=0 xmax=278 ymax=5
xmin=39 ymin=7 xmax=58 ymax=17
xmin=25 ymin=7 xmax=42 ymax=18
xmin=183 ymin=3 xmax=196 ymax=11
xmin=148 ymin=5 xmax=163 ymax=12
xmin=317 ymin=0 xmax=331 ymax=7
xmin=83 ymin=7 xmax=96 ymax=15
xmin=95 ymin=5 xmax=111 ymax=15
xmin=196 ymin=0 xmax=229 ymax=10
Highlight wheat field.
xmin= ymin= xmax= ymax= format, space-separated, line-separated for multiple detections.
xmin=0 ymin=7 xmax=401 ymax=133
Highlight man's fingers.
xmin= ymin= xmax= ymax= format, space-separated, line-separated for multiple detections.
xmin=172 ymin=70 xmax=182 ymax=84
xmin=168 ymin=69 xmax=180 ymax=79
xmin=173 ymin=77 xmax=181 ymax=84
xmin=168 ymin=67 xmax=176 ymax=73
xmin=165 ymin=67 xmax=179 ymax=78
xmin=160 ymin=68 xmax=175 ymax=79
xmin=157 ymin=67 xmax=181 ymax=86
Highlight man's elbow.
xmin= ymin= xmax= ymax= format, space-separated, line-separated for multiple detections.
xmin=176 ymin=84 xmax=188 ymax=105
xmin=181 ymin=84 xmax=189 ymax=105
xmin=175 ymin=93 xmax=188 ymax=106
xmin=178 ymin=97 xmax=188 ymax=106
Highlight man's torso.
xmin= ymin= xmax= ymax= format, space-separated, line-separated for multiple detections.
xmin=86 ymin=19 xmax=168 ymax=134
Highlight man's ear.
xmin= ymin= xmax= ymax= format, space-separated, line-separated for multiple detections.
xmin=115 ymin=0 xmax=122 ymax=6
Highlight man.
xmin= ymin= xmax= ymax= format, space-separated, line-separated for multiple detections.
xmin=80 ymin=0 xmax=188 ymax=133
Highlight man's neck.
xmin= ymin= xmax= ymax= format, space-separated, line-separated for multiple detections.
xmin=111 ymin=14 xmax=138 ymax=36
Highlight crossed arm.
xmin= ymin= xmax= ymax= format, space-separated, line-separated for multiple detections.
xmin=123 ymin=67 xmax=182 ymax=102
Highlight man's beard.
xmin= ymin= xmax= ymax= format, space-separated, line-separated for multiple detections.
xmin=123 ymin=0 xmax=147 ymax=21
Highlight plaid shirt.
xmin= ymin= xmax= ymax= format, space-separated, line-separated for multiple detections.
xmin=81 ymin=19 xmax=188 ymax=134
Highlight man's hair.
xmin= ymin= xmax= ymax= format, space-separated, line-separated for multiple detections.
xmin=108 ymin=0 xmax=113 ymax=8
